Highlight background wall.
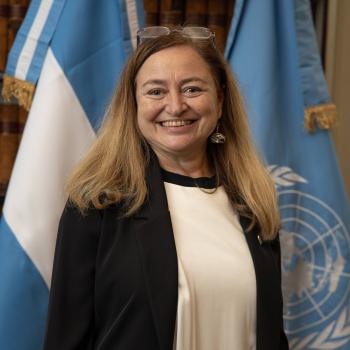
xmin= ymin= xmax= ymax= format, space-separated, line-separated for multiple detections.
xmin=326 ymin=0 xmax=350 ymax=198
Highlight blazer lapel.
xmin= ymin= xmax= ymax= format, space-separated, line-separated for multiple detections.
xmin=133 ymin=154 xmax=178 ymax=350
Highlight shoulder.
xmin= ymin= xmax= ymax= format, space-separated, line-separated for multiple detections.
xmin=60 ymin=201 xmax=102 ymax=228
xmin=57 ymin=201 xmax=112 ymax=248
xmin=59 ymin=200 xmax=126 ymax=237
xmin=269 ymin=233 xmax=282 ymax=256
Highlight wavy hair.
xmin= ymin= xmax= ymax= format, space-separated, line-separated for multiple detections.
xmin=66 ymin=31 xmax=280 ymax=240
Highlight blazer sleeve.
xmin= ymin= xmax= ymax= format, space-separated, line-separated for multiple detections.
xmin=43 ymin=203 xmax=102 ymax=350
xmin=271 ymin=234 xmax=290 ymax=350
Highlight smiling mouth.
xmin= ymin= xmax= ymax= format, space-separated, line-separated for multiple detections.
xmin=160 ymin=120 xmax=195 ymax=127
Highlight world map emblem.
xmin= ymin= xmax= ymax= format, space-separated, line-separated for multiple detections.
xmin=269 ymin=165 xmax=350 ymax=349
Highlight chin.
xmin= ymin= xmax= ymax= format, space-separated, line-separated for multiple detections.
xmin=163 ymin=142 xmax=203 ymax=156
xmin=150 ymin=136 xmax=206 ymax=157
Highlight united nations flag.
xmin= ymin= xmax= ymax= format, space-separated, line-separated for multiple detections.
xmin=226 ymin=0 xmax=350 ymax=349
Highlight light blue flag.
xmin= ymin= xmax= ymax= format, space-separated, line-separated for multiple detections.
xmin=0 ymin=1 xmax=144 ymax=349
xmin=226 ymin=0 xmax=350 ymax=349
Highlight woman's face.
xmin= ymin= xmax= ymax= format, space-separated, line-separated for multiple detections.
xmin=135 ymin=45 xmax=223 ymax=161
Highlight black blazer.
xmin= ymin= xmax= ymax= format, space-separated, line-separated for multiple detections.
xmin=43 ymin=155 xmax=289 ymax=350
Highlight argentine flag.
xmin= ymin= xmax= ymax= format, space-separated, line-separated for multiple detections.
xmin=0 ymin=1 xmax=144 ymax=349
xmin=226 ymin=0 xmax=350 ymax=349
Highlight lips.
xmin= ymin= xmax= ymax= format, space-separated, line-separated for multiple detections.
xmin=160 ymin=120 xmax=194 ymax=127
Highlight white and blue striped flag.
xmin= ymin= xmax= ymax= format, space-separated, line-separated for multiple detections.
xmin=0 ymin=1 xmax=144 ymax=349
xmin=226 ymin=0 xmax=350 ymax=349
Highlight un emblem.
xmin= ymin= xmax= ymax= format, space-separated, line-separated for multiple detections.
xmin=269 ymin=165 xmax=350 ymax=349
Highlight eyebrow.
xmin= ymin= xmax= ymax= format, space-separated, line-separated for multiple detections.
xmin=141 ymin=77 xmax=208 ymax=88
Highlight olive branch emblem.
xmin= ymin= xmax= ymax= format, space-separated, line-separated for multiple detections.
xmin=289 ymin=305 xmax=350 ymax=349
xmin=268 ymin=165 xmax=350 ymax=349
xmin=267 ymin=165 xmax=307 ymax=187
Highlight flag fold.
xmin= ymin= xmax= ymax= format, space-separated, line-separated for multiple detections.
xmin=226 ymin=0 xmax=350 ymax=349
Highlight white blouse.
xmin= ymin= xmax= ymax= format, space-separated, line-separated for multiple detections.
xmin=162 ymin=171 xmax=257 ymax=350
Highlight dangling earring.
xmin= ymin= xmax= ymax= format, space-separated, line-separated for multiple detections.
xmin=210 ymin=123 xmax=226 ymax=144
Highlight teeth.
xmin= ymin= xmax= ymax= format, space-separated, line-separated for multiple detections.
xmin=161 ymin=120 xmax=193 ymax=127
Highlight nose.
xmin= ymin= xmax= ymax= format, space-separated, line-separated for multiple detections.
xmin=164 ymin=91 xmax=187 ymax=117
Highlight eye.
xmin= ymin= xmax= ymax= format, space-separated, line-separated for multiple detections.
xmin=183 ymin=86 xmax=202 ymax=95
xmin=147 ymin=88 xmax=164 ymax=97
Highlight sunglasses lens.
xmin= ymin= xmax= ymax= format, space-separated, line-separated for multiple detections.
xmin=182 ymin=27 xmax=211 ymax=39
xmin=136 ymin=26 xmax=215 ymax=47
xmin=137 ymin=26 xmax=170 ymax=42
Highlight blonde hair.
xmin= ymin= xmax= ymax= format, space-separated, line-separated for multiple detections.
xmin=66 ymin=32 xmax=280 ymax=240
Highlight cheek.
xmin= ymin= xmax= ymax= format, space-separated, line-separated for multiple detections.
xmin=136 ymin=113 xmax=150 ymax=141
xmin=136 ymin=103 xmax=158 ymax=139
xmin=197 ymin=98 xmax=221 ymax=121
xmin=137 ymin=100 xmax=163 ymax=123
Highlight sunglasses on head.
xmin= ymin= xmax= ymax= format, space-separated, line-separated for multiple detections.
xmin=136 ymin=26 xmax=216 ymax=47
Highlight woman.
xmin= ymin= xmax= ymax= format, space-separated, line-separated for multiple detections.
xmin=43 ymin=27 xmax=289 ymax=350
